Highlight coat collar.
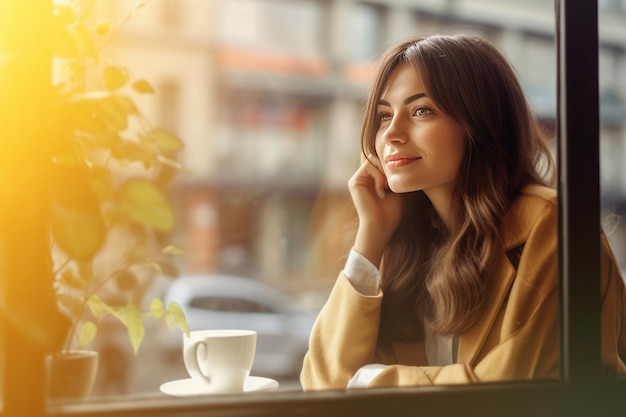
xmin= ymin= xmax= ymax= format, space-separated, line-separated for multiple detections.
xmin=456 ymin=185 xmax=556 ymax=365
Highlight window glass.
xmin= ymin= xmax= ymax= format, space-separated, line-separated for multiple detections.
xmin=599 ymin=37 xmax=626 ymax=269
xmin=4 ymin=0 xmax=618 ymax=414
xmin=71 ymin=0 xmax=569 ymax=401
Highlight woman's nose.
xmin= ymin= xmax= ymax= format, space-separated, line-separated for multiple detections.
xmin=381 ymin=115 xmax=409 ymax=144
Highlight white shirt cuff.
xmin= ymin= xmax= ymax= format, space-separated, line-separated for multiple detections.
xmin=343 ymin=248 xmax=381 ymax=296
xmin=347 ymin=364 xmax=387 ymax=389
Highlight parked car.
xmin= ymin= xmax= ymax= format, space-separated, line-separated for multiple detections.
xmin=159 ymin=275 xmax=318 ymax=379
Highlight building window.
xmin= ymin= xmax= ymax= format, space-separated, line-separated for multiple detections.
xmin=161 ymin=0 xmax=181 ymax=27
xmin=350 ymin=2 xmax=387 ymax=62
xmin=218 ymin=0 xmax=324 ymax=57
xmin=217 ymin=94 xmax=327 ymax=181
xmin=159 ymin=80 xmax=180 ymax=133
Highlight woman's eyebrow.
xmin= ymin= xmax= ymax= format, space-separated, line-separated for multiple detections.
xmin=404 ymin=92 xmax=427 ymax=104
xmin=377 ymin=92 xmax=428 ymax=107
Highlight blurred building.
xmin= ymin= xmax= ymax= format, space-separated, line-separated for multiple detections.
xmin=105 ymin=0 xmax=626 ymax=290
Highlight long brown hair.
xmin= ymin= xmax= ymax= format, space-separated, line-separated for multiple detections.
xmin=360 ymin=35 xmax=555 ymax=343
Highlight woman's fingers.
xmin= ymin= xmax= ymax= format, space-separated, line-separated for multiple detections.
xmin=349 ymin=153 xmax=403 ymax=258
xmin=350 ymin=157 xmax=381 ymax=194
xmin=364 ymin=154 xmax=387 ymax=199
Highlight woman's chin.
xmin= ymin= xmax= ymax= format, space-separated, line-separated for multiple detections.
xmin=387 ymin=182 xmax=419 ymax=194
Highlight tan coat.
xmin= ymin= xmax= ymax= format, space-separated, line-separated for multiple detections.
xmin=301 ymin=185 xmax=626 ymax=390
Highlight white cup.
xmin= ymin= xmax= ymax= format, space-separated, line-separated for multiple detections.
xmin=183 ymin=329 xmax=257 ymax=393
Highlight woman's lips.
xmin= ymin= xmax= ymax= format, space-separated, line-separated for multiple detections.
xmin=385 ymin=155 xmax=421 ymax=168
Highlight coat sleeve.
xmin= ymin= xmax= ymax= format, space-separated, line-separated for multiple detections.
xmin=300 ymin=275 xmax=384 ymax=391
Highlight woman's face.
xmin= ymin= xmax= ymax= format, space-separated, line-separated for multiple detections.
xmin=375 ymin=62 xmax=467 ymax=200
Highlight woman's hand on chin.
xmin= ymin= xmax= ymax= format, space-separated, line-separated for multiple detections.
xmin=349 ymin=155 xmax=402 ymax=268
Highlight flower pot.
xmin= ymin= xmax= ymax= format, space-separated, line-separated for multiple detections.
xmin=46 ymin=350 xmax=99 ymax=401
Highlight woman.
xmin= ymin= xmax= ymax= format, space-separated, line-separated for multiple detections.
xmin=300 ymin=35 xmax=626 ymax=390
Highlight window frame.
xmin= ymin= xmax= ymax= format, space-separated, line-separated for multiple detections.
xmin=3 ymin=0 xmax=626 ymax=416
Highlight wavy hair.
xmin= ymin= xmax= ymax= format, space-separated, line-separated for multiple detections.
xmin=360 ymin=35 xmax=555 ymax=343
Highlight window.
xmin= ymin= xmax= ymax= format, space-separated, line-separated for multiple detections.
xmin=216 ymin=94 xmax=327 ymax=181
xmin=161 ymin=0 xmax=181 ymax=27
xmin=218 ymin=0 xmax=324 ymax=56
xmin=159 ymin=80 xmax=180 ymax=133
xmin=350 ymin=2 xmax=387 ymax=61
xmin=1 ymin=1 xmax=626 ymax=416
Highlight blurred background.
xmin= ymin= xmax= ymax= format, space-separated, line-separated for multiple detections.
xmin=84 ymin=0 xmax=626 ymax=397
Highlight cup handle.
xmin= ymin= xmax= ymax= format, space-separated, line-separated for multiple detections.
xmin=184 ymin=340 xmax=212 ymax=385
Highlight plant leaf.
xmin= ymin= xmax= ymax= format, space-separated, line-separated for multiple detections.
xmin=54 ymin=5 xmax=77 ymax=25
xmin=87 ymin=294 xmax=114 ymax=319
xmin=52 ymin=19 xmax=79 ymax=59
xmin=110 ymin=140 xmax=157 ymax=168
xmin=110 ymin=94 xmax=139 ymax=115
xmin=149 ymin=298 xmax=165 ymax=319
xmin=150 ymin=128 xmax=184 ymax=152
xmin=89 ymin=166 xmax=115 ymax=201
xmin=118 ymin=179 xmax=175 ymax=232
xmin=132 ymin=79 xmax=155 ymax=94
xmin=162 ymin=244 xmax=184 ymax=255
xmin=78 ymin=321 xmax=98 ymax=347
xmin=155 ymin=161 xmax=181 ymax=189
xmin=72 ymin=22 xmax=100 ymax=62
xmin=50 ymin=164 xmax=106 ymax=260
xmin=167 ymin=302 xmax=190 ymax=336
xmin=104 ymin=65 xmax=129 ymax=91
xmin=116 ymin=305 xmax=145 ymax=354
xmin=58 ymin=269 xmax=86 ymax=289
xmin=95 ymin=21 xmax=111 ymax=36
xmin=70 ymin=93 xmax=130 ymax=134
xmin=99 ymin=95 xmax=131 ymax=132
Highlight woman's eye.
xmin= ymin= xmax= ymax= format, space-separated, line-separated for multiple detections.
xmin=378 ymin=113 xmax=392 ymax=123
xmin=414 ymin=107 xmax=433 ymax=117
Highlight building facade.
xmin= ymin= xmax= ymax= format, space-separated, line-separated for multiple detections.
xmin=106 ymin=0 xmax=626 ymax=290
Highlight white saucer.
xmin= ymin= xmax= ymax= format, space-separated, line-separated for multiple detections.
xmin=160 ymin=376 xmax=279 ymax=397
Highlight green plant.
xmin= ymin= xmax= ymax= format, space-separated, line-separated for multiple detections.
xmin=49 ymin=1 xmax=188 ymax=354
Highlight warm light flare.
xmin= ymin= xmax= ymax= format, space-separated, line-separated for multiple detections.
xmin=0 ymin=0 xmax=70 ymax=361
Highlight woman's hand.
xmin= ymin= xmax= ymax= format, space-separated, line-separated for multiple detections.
xmin=348 ymin=154 xmax=402 ymax=268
